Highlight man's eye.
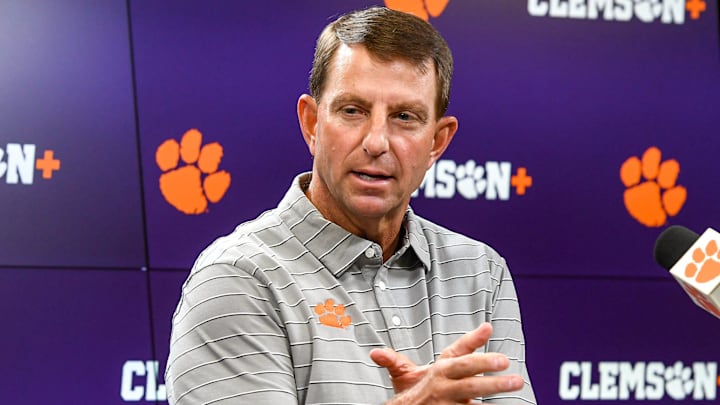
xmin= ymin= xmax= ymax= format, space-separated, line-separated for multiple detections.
xmin=342 ymin=107 xmax=360 ymax=115
xmin=397 ymin=112 xmax=414 ymax=121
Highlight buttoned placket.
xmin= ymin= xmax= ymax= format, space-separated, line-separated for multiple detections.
xmin=364 ymin=244 xmax=415 ymax=352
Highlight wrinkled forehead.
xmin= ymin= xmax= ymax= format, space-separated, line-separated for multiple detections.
xmin=329 ymin=43 xmax=435 ymax=78
xmin=322 ymin=44 xmax=439 ymax=107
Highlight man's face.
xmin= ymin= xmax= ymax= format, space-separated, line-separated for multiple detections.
xmin=299 ymin=44 xmax=456 ymax=227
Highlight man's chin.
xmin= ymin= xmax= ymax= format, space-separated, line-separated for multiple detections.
xmin=346 ymin=196 xmax=405 ymax=220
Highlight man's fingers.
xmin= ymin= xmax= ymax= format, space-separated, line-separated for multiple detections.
xmin=438 ymin=322 xmax=493 ymax=360
xmin=446 ymin=374 xmax=525 ymax=402
xmin=442 ymin=353 xmax=509 ymax=380
xmin=369 ymin=348 xmax=417 ymax=379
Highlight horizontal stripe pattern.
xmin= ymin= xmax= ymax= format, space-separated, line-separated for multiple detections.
xmin=166 ymin=173 xmax=535 ymax=404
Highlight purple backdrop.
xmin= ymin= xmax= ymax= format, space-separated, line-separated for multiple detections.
xmin=0 ymin=268 xmax=153 ymax=404
xmin=0 ymin=0 xmax=145 ymax=269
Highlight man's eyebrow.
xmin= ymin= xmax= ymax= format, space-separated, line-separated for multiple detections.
xmin=390 ymin=101 xmax=429 ymax=114
xmin=327 ymin=94 xmax=370 ymax=109
xmin=391 ymin=101 xmax=430 ymax=121
xmin=330 ymin=95 xmax=429 ymax=111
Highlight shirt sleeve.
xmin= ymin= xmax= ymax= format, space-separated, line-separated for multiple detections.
xmin=483 ymin=259 xmax=537 ymax=405
xmin=165 ymin=263 xmax=298 ymax=405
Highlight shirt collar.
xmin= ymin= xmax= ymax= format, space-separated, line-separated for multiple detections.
xmin=404 ymin=209 xmax=432 ymax=272
xmin=277 ymin=172 xmax=432 ymax=276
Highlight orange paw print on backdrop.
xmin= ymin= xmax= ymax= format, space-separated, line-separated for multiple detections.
xmin=314 ymin=299 xmax=352 ymax=329
xmin=156 ymin=129 xmax=231 ymax=215
xmin=620 ymin=146 xmax=687 ymax=227
xmin=384 ymin=0 xmax=450 ymax=21
xmin=684 ymin=240 xmax=720 ymax=317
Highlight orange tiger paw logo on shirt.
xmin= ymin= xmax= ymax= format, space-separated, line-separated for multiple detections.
xmin=315 ymin=299 xmax=352 ymax=329
xmin=156 ymin=129 xmax=231 ymax=215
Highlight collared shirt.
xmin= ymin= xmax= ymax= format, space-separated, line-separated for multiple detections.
xmin=166 ymin=173 xmax=536 ymax=405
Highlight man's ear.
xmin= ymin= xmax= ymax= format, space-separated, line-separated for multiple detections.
xmin=297 ymin=94 xmax=319 ymax=156
xmin=428 ymin=116 xmax=458 ymax=169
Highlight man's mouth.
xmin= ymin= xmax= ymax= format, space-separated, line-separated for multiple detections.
xmin=355 ymin=171 xmax=391 ymax=181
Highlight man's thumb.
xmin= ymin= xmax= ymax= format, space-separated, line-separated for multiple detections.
xmin=369 ymin=348 xmax=416 ymax=378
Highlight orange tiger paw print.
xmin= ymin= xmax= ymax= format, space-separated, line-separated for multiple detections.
xmin=384 ymin=0 xmax=450 ymax=21
xmin=314 ymin=299 xmax=351 ymax=329
xmin=620 ymin=146 xmax=687 ymax=227
xmin=683 ymin=240 xmax=720 ymax=318
xmin=686 ymin=240 xmax=720 ymax=283
xmin=156 ymin=129 xmax=231 ymax=215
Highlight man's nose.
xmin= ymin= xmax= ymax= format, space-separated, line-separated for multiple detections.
xmin=362 ymin=116 xmax=389 ymax=157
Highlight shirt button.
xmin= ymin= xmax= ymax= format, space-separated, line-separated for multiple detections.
xmin=378 ymin=281 xmax=387 ymax=291
xmin=364 ymin=247 xmax=375 ymax=258
xmin=391 ymin=316 xmax=401 ymax=326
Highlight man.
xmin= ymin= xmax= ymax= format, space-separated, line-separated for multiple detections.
xmin=166 ymin=6 xmax=536 ymax=404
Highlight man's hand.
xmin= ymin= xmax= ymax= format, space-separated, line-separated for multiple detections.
xmin=369 ymin=323 xmax=524 ymax=404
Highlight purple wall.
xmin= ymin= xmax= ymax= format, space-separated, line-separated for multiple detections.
xmin=1 ymin=0 xmax=719 ymax=403
xmin=0 ymin=0 xmax=145 ymax=269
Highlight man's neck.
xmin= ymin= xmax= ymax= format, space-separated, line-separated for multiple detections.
xmin=302 ymin=177 xmax=405 ymax=262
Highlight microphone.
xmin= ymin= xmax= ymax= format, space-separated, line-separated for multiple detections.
xmin=654 ymin=225 xmax=720 ymax=319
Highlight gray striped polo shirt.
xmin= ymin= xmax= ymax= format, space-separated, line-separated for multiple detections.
xmin=166 ymin=173 xmax=536 ymax=405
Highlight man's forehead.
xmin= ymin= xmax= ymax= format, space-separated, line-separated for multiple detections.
xmin=316 ymin=43 xmax=441 ymax=117
xmin=332 ymin=44 xmax=433 ymax=74
xmin=325 ymin=44 xmax=436 ymax=92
